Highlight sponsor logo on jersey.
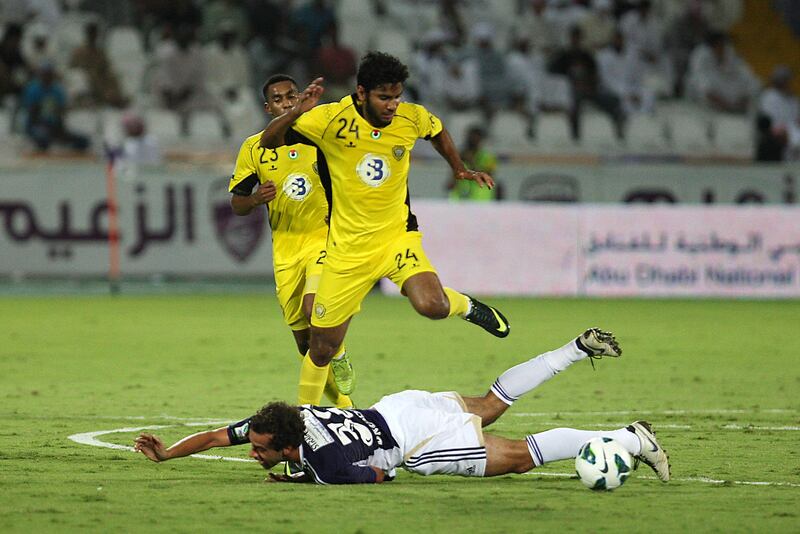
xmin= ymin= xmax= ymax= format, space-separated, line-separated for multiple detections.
xmin=371 ymin=129 xmax=381 ymax=140
xmin=392 ymin=145 xmax=405 ymax=161
xmin=288 ymin=148 xmax=298 ymax=159
xmin=356 ymin=153 xmax=391 ymax=187
xmin=283 ymin=173 xmax=311 ymax=201
xmin=303 ymin=412 xmax=334 ymax=451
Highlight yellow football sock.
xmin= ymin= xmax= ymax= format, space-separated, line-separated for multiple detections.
xmin=297 ymin=353 xmax=329 ymax=405
xmin=324 ymin=368 xmax=353 ymax=408
xmin=444 ymin=287 xmax=470 ymax=317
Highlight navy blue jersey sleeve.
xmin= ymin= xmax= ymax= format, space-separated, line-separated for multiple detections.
xmin=303 ymin=453 xmax=378 ymax=485
xmin=226 ymin=417 xmax=252 ymax=445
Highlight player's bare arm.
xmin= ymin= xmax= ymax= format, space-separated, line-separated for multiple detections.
xmin=430 ymin=127 xmax=494 ymax=189
xmin=230 ymin=181 xmax=277 ymax=215
xmin=260 ymin=77 xmax=325 ymax=149
xmin=134 ymin=427 xmax=232 ymax=462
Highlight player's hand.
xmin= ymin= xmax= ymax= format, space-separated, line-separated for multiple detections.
xmin=295 ymin=77 xmax=325 ymax=114
xmin=134 ymin=433 xmax=168 ymax=462
xmin=455 ymin=169 xmax=494 ymax=189
xmin=252 ymin=180 xmax=277 ymax=205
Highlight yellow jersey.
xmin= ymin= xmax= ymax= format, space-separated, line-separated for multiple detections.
xmin=229 ymin=132 xmax=329 ymax=267
xmin=288 ymin=94 xmax=443 ymax=259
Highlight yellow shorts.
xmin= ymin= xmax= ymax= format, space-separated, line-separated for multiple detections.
xmin=275 ymin=243 xmax=327 ymax=330
xmin=311 ymin=231 xmax=436 ymax=328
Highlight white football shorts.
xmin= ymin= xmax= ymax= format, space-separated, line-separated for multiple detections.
xmin=371 ymin=390 xmax=487 ymax=477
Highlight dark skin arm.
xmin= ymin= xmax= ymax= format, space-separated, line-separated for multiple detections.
xmin=134 ymin=427 xmax=232 ymax=462
xmin=260 ymin=77 xmax=325 ymax=148
xmin=430 ymin=127 xmax=494 ymax=189
xmin=230 ymin=181 xmax=277 ymax=216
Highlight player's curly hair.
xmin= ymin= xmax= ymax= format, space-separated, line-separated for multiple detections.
xmin=250 ymin=402 xmax=304 ymax=450
xmin=262 ymin=74 xmax=297 ymax=100
xmin=356 ymin=51 xmax=408 ymax=92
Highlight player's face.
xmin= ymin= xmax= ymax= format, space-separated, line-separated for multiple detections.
xmin=265 ymin=81 xmax=300 ymax=117
xmin=358 ymin=82 xmax=403 ymax=127
xmin=248 ymin=430 xmax=284 ymax=468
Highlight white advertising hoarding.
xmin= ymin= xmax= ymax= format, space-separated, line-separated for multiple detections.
xmin=381 ymin=201 xmax=800 ymax=298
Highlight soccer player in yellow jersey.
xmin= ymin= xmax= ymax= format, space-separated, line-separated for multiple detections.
xmin=229 ymin=74 xmax=352 ymax=410
xmin=260 ymin=52 xmax=511 ymax=406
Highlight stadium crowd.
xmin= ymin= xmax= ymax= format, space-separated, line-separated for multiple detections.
xmin=1 ymin=0 xmax=799 ymax=160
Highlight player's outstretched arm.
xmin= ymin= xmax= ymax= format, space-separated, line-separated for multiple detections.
xmin=134 ymin=427 xmax=232 ymax=463
xmin=230 ymin=181 xmax=277 ymax=215
xmin=260 ymin=77 xmax=325 ymax=148
xmin=430 ymin=127 xmax=494 ymax=189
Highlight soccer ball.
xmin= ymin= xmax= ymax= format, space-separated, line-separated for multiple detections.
xmin=575 ymin=437 xmax=633 ymax=491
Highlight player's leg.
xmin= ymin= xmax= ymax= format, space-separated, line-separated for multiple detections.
xmin=462 ymin=328 xmax=622 ymax=427
xmin=483 ymin=426 xmax=644 ymax=477
xmin=297 ymin=294 xmax=352 ymax=409
xmin=298 ymin=320 xmax=350 ymax=405
xmin=389 ymin=231 xmax=510 ymax=337
xmin=402 ymin=271 xmax=450 ymax=319
xmin=297 ymin=250 xmax=371 ymax=404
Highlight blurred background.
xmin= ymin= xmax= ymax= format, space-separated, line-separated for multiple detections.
xmin=1 ymin=0 xmax=799 ymax=298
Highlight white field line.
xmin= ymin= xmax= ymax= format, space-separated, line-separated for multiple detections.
xmin=68 ymin=420 xmax=800 ymax=488
xmin=526 ymin=423 xmax=800 ymax=431
xmin=511 ymin=408 xmax=796 ymax=417
xmin=722 ymin=424 xmax=800 ymax=431
xmin=523 ymin=472 xmax=800 ymax=488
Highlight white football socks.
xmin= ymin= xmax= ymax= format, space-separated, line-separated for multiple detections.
xmin=490 ymin=338 xmax=586 ymax=405
xmin=525 ymin=428 xmax=642 ymax=467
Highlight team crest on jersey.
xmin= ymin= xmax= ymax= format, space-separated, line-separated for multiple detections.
xmin=283 ymin=173 xmax=311 ymax=201
xmin=392 ymin=145 xmax=405 ymax=161
xmin=356 ymin=153 xmax=391 ymax=187
xmin=288 ymin=148 xmax=298 ymax=159
xmin=312 ymin=162 xmax=318 ymax=175
xmin=370 ymin=129 xmax=381 ymax=140
xmin=315 ymin=303 xmax=326 ymax=318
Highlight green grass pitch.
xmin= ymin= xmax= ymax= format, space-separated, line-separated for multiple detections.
xmin=1 ymin=293 xmax=798 ymax=532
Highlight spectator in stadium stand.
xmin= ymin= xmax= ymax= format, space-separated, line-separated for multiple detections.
xmin=0 ymin=23 xmax=29 ymax=101
xmin=441 ymin=59 xmax=480 ymax=112
xmin=756 ymin=65 xmax=800 ymax=162
xmin=290 ymin=0 xmax=336 ymax=77
xmin=687 ymin=31 xmax=759 ymax=115
xmin=548 ymin=25 xmax=626 ymax=142
xmin=203 ymin=23 xmax=252 ymax=106
xmin=313 ymin=23 xmax=357 ymax=103
xmin=200 ymin=0 xmax=248 ymax=43
xmin=469 ymin=23 xmax=512 ymax=131
xmin=618 ymin=0 xmax=671 ymax=98
xmin=506 ymin=36 xmax=552 ymax=140
xmin=578 ymin=0 xmax=615 ymax=51
xmin=664 ymin=0 xmax=712 ymax=97
xmin=68 ymin=22 xmax=128 ymax=108
xmin=119 ymin=111 xmax=162 ymax=168
xmin=151 ymin=24 xmax=232 ymax=138
xmin=23 ymin=25 xmax=56 ymax=71
xmin=245 ymin=0 xmax=300 ymax=88
xmin=511 ymin=0 xmax=563 ymax=56
xmin=447 ymin=125 xmax=502 ymax=202
xmin=597 ymin=30 xmax=655 ymax=116
xmin=410 ymin=29 xmax=451 ymax=110
xmin=20 ymin=62 xmax=90 ymax=152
